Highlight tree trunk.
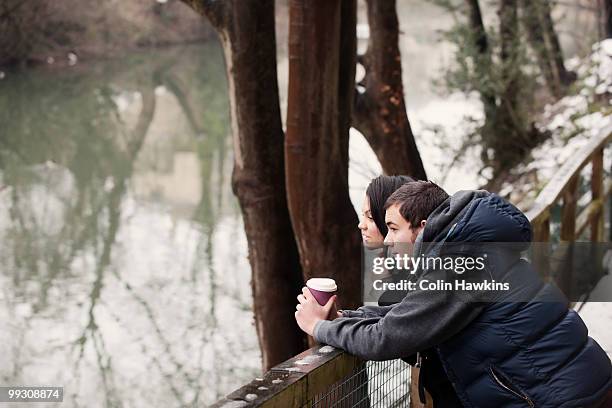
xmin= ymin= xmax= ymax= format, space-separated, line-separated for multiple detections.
xmin=352 ymin=0 xmax=426 ymax=179
xmin=499 ymin=0 xmax=523 ymax=127
xmin=496 ymin=0 xmax=531 ymax=173
xmin=180 ymin=0 xmax=306 ymax=371
xmin=286 ymin=0 xmax=362 ymax=310
xmin=464 ymin=0 xmax=496 ymax=128
xmin=520 ymin=0 xmax=560 ymax=97
xmin=464 ymin=0 xmax=498 ymax=164
xmin=521 ymin=0 xmax=574 ymax=98
xmin=540 ymin=0 xmax=574 ymax=86
xmin=603 ymin=0 xmax=612 ymax=39
xmin=465 ymin=0 xmax=489 ymax=54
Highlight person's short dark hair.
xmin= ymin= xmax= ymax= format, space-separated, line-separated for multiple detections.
xmin=384 ymin=181 xmax=449 ymax=228
xmin=366 ymin=175 xmax=414 ymax=237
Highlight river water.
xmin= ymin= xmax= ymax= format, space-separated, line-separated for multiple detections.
xmin=0 ymin=43 xmax=262 ymax=407
xmin=0 ymin=1 xmax=603 ymax=406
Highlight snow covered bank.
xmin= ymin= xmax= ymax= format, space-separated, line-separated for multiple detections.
xmin=499 ymin=39 xmax=612 ymax=211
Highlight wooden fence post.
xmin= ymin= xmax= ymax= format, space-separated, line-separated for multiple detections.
xmin=532 ymin=214 xmax=550 ymax=281
xmin=558 ymin=175 xmax=579 ymax=296
xmin=591 ymin=148 xmax=605 ymax=242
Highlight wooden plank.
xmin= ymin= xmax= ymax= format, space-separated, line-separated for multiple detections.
xmin=410 ymin=367 xmax=421 ymax=408
xmin=223 ymin=370 xmax=306 ymax=408
xmin=259 ymin=376 xmax=308 ymax=408
xmin=270 ymin=345 xmax=348 ymax=375
xmin=527 ymin=205 xmax=550 ymax=226
xmin=575 ymin=176 xmax=610 ymax=238
xmin=409 ymin=366 xmax=434 ymax=408
xmin=212 ymin=344 xmax=413 ymax=408
xmin=549 ymin=242 xmax=574 ymax=298
xmin=210 ymin=398 xmax=248 ymax=408
xmin=560 ymin=175 xmax=579 ymax=242
xmin=575 ymin=199 xmax=604 ymax=237
xmin=306 ymin=353 xmax=362 ymax=402
xmin=209 ymin=345 xmax=354 ymax=408
xmin=531 ymin=212 xmax=551 ymax=242
xmin=591 ymin=147 xmax=605 ymax=242
xmin=532 ymin=215 xmax=551 ymax=280
xmin=557 ymin=176 xmax=579 ymax=296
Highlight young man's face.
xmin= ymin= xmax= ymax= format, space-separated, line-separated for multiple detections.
xmin=384 ymin=203 xmax=426 ymax=256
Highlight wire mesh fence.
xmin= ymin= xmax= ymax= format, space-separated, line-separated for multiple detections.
xmin=307 ymin=359 xmax=412 ymax=408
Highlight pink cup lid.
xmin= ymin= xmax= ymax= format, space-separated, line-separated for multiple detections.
xmin=306 ymin=278 xmax=337 ymax=292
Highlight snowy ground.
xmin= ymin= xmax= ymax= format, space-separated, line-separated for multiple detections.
xmin=499 ymin=39 xmax=612 ymax=210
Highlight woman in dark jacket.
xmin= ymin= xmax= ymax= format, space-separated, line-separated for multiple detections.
xmin=353 ymin=175 xmax=463 ymax=407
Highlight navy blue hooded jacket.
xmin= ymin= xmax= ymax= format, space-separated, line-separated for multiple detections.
xmin=315 ymin=190 xmax=612 ymax=407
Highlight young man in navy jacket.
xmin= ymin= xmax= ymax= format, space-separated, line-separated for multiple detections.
xmin=295 ymin=181 xmax=612 ymax=408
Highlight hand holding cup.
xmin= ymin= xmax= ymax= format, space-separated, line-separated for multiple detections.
xmin=294 ymin=278 xmax=338 ymax=336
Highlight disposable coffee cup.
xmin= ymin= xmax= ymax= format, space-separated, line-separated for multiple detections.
xmin=306 ymin=278 xmax=337 ymax=306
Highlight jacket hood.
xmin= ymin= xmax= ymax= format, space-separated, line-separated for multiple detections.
xmin=418 ymin=190 xmax=532 ymax=254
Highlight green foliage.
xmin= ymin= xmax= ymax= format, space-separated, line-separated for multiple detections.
xmin=439 ymin=23 xmax=497 ymax=96
xmin=433 ymin=0 xmax=543 ymax=177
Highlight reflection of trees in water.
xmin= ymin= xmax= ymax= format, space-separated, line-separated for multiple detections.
xmin=0 ymin=43 xmax=255 ymax=406
xmin=72 ymin=81 xmax=157 ymax=408
xmin=1 ymin=71 xmax=124 ymax=305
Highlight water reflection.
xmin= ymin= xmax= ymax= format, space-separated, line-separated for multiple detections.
xmin=0 ymin=42 xmax=260 ymax=407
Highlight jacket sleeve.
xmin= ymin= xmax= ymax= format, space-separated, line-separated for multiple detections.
xmin=340 ymin=304 xmax=395 ymax=319
xmin=314 ymin=269 xmax=484 ymax=361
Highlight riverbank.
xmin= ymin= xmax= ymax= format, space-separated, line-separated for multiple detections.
xmin=0 ymin=0 xmax=214 ymax=67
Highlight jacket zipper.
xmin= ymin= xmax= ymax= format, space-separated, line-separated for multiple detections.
xmin=489 ymin=367 xmax=535 ymax=408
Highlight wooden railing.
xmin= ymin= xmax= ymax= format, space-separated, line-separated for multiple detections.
xmin=526 ymin=123 xmax=612 ymax=242
xmin=210 ymin=345 xmax=363 ymax=407
xmin=526 ymin=123 xmax=611 ymax=294
xmin=210 ymin=345 xmax=414 ymax=407
xmin=212 ymin=122 xmax=611 ymax=408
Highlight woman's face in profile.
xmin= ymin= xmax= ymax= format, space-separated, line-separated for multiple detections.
xmin=358 ymin=195 xmax=384 ymax=248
